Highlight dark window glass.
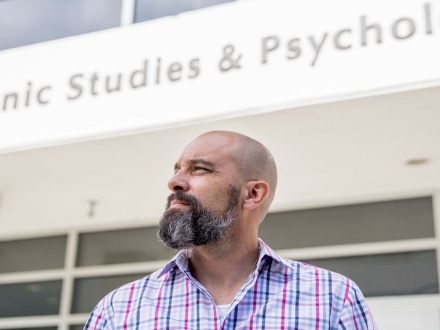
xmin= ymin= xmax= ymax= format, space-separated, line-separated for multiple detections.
xmin=260 ymin=197 xmax=434 ymax=249
xmin=0 ymin=0 xmax=122 ymax=51
xmin=134 ymin=0 xmax=235 ymax=23
xmin=72 ymin=273 xmax=146 ymax=313
xmin=70 ymin=326 xmax=84 ymax=330
xmin=0 ymin=280 xmax=62 ymax=317
xmin=76 ymin=227 xmax=175 ymax=267
xmin=3 ymin=328 xmax=57 ymax=330
xmin=0 ymin=236 xmax=67 ymax=273
xmin=302 ymin=250 xmax=439 ymax=297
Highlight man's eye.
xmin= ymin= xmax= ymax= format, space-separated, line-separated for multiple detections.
xmin=194 ymin=167 xmax=209 ymax=172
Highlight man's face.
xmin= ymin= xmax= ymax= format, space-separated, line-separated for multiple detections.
xmin=157 ymin=134 xmax=242 ymax=250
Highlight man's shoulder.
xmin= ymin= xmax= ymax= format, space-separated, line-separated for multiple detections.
xmin=101 ymin=269 xmax=167 ymax=306
xmin=283 ymin=257 xmax=346 ymax=277
xmin=260 ymin=240 xmax=354 ymax=289
xmin=279 ymin=257 xmax=368 ymax=309
xmin=84 ymin=269 xmax=171 ymax=328
xmin=277 ymin=258 xmax=376 ymax=329
xmin=280 ymin=257 xmax=357 ymax=289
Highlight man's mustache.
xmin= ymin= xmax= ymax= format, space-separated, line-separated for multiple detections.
xmin=166 ymin=192 xmax=200 ymax=209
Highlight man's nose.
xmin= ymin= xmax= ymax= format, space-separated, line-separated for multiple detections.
xmin=167 ymin=172 xmax=189 ymax=192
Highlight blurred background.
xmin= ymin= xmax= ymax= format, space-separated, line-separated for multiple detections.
xmin=0 ymin=0 xmax=439 ymax=329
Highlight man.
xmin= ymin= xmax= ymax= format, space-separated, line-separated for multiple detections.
xmin=85 ymin=131 xmax=377 ymax=329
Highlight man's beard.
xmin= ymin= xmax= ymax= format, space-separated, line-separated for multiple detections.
xmin=157 ymin=186 xmax=240 ymax=250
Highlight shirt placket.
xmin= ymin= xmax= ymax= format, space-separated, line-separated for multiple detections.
xmin=177 ymin=256 xmax=267 ymax=329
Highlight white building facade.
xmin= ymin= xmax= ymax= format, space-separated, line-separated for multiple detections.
xmin=0 ymin=0 xmax=440 ymax=329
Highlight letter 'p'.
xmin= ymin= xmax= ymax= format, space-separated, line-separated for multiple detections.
xmin=262 ymin=36 xmax=280 ymax=64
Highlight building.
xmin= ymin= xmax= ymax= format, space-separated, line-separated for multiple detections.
xmin=0 ymin=0 xmax=439 ymax=329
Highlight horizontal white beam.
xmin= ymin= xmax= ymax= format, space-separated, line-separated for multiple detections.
xmin=0 ymin=315 xmax=58 ymax=328
xmin=0 ymin=313 xmax=89 ymax=328
xmin=65 ymin=313 xmax=90 ymax=323
xmin=0 ymin=269 xmax=64 ymax=284
xmin=0 ymin=260 xmax=166 ymax=284
xmin=71 ymin=260 xmax=167 ymax=278
xmin=276 ymin=238 xmax=438 ymax=260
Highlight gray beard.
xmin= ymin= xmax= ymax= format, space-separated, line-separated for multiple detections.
xmin=157 ymin=187 xmax=240 ymax=250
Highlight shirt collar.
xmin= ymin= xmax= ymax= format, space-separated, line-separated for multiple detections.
xmin=157 ymin=248 xmax=190 ymax=278
xmin=157 ymin=238 xmax=295 ymax=279
xmin=257 ymin=238 xmax=296 ymax=271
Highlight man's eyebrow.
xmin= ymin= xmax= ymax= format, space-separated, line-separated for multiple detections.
xmin=188 ymin=159 xmax=215 ymax=167
xmin=174 ymin=159 xmax=215 ymax=170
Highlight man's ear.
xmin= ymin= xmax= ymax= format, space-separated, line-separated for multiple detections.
xmin=243 ymin=181 xmax=270 ymax=211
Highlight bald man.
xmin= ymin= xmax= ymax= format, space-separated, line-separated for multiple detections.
xmin=85 ymin=131 xmax=377 ymax=330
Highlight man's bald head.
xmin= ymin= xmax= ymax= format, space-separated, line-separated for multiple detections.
xmin=198 ymin=131 xmax=278 ymax=213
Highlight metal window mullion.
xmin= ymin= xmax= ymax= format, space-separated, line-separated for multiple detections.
xmin=0 ymin=269 xmax=64 ymax=284
xmin=65 ymin=313 xmax=90 ymax=326
xmin=432 ymin=190 xmax=440 ymax=293
xmin=120 ymin=0 xmax=136 ymax=26
xmin=0 ymin=315 xmax=59 ymax=329
xmin=59 ymin=230 xmax=79 ymax=330
xmin=72 ymin=260 xmax=167 ymax=278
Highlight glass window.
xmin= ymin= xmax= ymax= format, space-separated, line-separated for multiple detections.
xmin=134 ymin=0 xmax=235 ymax=23
xmin=72 ymin=273 xmax=146 ymax=313
xmin=76 ymin=227 xmax=175 ymax=267
xmin=0 ymin=280 xmax=62 ymax=317
xmin=0 ymin=0 xmax=122 ymax=51
xmin=70 ymin=326 xmax=84 ymax=330
xmin=260 ymin=197 xmax=434 ymax=249
xmin=0 ymin=236 xmax=67 ymax=273
xmin=2 ymin=328 xmax=57 ymax=330
xmin=302 ymin=250 xmax=439 ymax=297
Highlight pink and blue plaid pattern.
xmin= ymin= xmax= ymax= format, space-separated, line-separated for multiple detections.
xmin=85 ymin=239 xmax=376 ymax=329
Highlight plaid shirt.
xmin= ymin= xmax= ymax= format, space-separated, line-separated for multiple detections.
xmin=85 ymin=239 xmax=377 ymax=329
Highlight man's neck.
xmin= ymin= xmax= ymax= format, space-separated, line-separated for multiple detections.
xmin=188 ymin=237 xmax=260 ymax=305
